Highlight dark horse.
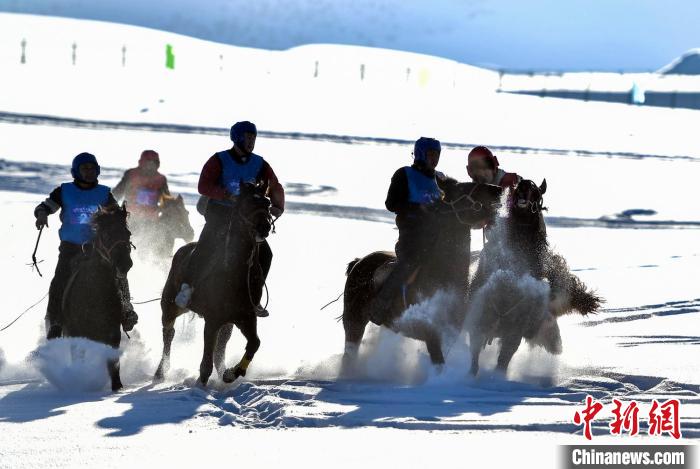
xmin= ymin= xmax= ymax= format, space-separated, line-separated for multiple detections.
xmin=342 ymin=179 xmax=503 ymax=369
xmin=132 ymin=194 xmax=194 ymax=264
xmin=154 ymin=184 xmax=272 ymax=386
xmin=61 ymin=203 xmax=133 ymax=391
xmin=467 ymin=179 xmax=603 ymax=376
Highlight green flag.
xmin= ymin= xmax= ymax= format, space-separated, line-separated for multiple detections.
xmin=166 ymin=44 xmax=175 ymax=70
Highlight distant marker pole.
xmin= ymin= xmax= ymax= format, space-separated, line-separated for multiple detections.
xmin=166 ymin=44 xmax=175 ymax=70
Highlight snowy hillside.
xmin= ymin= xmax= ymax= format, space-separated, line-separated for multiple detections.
xmin=2 ymin=0 xmax=699 ymax=71
xmin=0 ymin=13 xmax=698 ymax=469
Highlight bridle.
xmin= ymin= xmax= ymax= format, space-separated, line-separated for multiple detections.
xmin=513 ymin=182 xmax=544 ymax=214
xmin=442 ymin=184 xmax=499 ymax=225
xmin=86 ymin=221 xmax=132 ymax=266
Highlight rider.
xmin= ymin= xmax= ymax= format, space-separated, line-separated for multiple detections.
xmin=112 ymin=150 xmax=170 ymax=226
xmin=466 ymin=145 xmax=546 ymax=235
xmin=34 ymin=152 xmax=138 ymax=340
xmin=174 ymin=121 xmax=285 ymax=317
xmin=369 ymin=137 xmax=445 ymax=323
xmin=466 ymin=145 xmax=521 ymax=189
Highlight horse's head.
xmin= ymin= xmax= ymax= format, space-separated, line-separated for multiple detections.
xmin=439 ymin=179 xmax=503 ymax=227
xmin=510 ymin=179 xmax=547 ymax=217
xmin=160 ymin=194 xmax=195 ymax=242
xmin=237 ymin=182 xmax=273 ymax=241
xmin=91 ymin=202 xmax=133 ymax=275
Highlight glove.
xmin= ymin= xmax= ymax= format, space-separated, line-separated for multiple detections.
xmin=35 ymin=210 xmax=49 ymax=230
xmin=270 ymin=206 xmax=283 ymax=218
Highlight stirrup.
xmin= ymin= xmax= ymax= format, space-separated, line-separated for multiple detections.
xmin=254 ymin=304 xmax=269 ymax=317
xmin=175 ymin=283 xmax=193 ymax=309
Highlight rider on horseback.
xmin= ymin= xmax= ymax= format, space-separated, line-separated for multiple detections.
xmin=466 ymin=146 xmax=521 ymax=189
xmin=174 ymin=121 xmax=285 ymax=317
xmin=34 ymin=152 xmax=138 ymax=340
xmin=112 ymin=150 xmax=170 ymax=225
xmin=369 ymin=137 xmax=445 ymax=324
xmin=466 ymin=145 xmax=546 ymax=236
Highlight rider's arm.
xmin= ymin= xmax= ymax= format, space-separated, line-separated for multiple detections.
xmin=198 ymin=154 xmax=227 ymax=200
xmin=160 ymin=177 xmax=171 ymax=197
xmin=35 ymin=186 xmax=62 ymax=217
xmin=261 ymin=162 xmax=285 ymax=215
xmin=34 ymin=186 xmax=62 ymax=229
xmin=385 ymin=168 xmax=410 ymax=214
xmin=111 ymin=170 xmax=131 ymax=201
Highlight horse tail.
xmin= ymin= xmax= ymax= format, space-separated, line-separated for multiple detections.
xmin=568 ymin=276 xmax=604 ymax=316
xmin=346 ymin=258 xmax=360 ymax=276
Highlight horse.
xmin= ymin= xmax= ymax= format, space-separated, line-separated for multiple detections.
xmin=154 ymin=184 xmax=273 ymax=386
xmin=467 ymin=179 xmax=603 ymax=376
xmin=130 ymin=194 xmax=194 ymax=265
xmin=341 ymin=179 xmax=503 ymax=370
xmin=155 ymin=194 xmax=195 ymax=258
xmin=60 ymin=203 xmax=133 ymax=391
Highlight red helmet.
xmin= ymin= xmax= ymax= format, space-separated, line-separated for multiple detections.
xmin=467 ymin=146 xmax=499 ymax=169
xmin=139 ymin=150 xmax=160 ymax=168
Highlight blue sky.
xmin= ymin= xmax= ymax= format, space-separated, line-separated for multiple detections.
xmin=2 ymin=0 xmax=699 ymax=71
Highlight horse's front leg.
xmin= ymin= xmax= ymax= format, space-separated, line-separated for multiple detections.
xmin=108 ymin=357 xmax=123 ymax=391
xmin=496 ymin=334 xmax=522 ymax=374
xmin=198 ymin=320 xmax=222 ymax=386
xmin=154 ymin=317 xmax=176 ymax=382
xmin=469 ymin=332 xmax=484 ymax=376
xmin=214 ymin=323 xmax=234 ymax=378
xmin=223 ymin=318 xmax=260 ymax=383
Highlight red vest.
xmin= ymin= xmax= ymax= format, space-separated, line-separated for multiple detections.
xmin=125 ymin=169 xmax=167 ymax=217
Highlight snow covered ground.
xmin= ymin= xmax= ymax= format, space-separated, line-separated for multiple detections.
xmin=0 ymin=13 xmax=698 ymax=469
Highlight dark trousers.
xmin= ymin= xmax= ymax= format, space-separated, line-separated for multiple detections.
xmin=186 ymin=202 xmax=273 ymax=286
xmin=46 ymin=242 xmax=83 ymax=326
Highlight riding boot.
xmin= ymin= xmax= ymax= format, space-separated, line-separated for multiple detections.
xmin=116 ymin=274 xmax=138 ymax=331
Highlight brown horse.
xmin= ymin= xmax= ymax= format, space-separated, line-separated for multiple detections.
xmin=342 ymin=179 xmax=503 ymax=370
xmin=154 ymin=184 xmax=272 ymax=386
xmin=131 ymin=194 xmax=194 ymax=264
xmin=61 ymin=203 xmax=133 ymax=391
xmin=467 ymin=179 xmax=603 ymax=376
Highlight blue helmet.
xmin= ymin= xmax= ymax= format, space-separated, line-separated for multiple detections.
xmin=413 ymin=137 xmax=441 ymax=162
xmin=70 ymin=152 xmax=100 ymax=181
xmin=230 ymin=121 xmax=257 ymax=149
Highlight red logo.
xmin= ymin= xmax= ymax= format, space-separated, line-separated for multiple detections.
xmin=573 ymin=396 xmax=682 ymax=440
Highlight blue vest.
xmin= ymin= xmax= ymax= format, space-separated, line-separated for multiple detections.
xmin=58 ymin=183 xmax=111 ymax=244
xmin=215 ymin=150 xmax=264 ymax=206
xmin=404 ymin=167 xmax=442 ymax=204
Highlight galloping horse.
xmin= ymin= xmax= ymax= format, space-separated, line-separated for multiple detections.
xmin=61 ymin=203 xmax=133 ymax=391
xmin=154 ymin=184 xmax=272 ymax=386
xmin=131 ymin=194 xmax=194 ymax=264
xmin=467 ymin=179 xmax=603 ymax=376
xmin=155 ymin=194 xmax=195 ymax=258
xmin=342 ymin=179 xmax=503 ymax=368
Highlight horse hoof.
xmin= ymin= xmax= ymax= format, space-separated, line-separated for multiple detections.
xmin=222 ymin=366 xmax=245 ymax=383
xmin=112 ymin=382 xmax=124 ymax=392
xmin=153 ymin=371 xmax=164 ymax=383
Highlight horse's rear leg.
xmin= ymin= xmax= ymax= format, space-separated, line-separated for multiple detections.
xmin=223 ymin=319 xmax=259 ymax=383
xmin=423 ymin=328 xmax=445 ymax=366
xmin=341 ymin=299 xmax=370 ymax=371
xmin=199 ymin=320 xmax=222 ymax=386
xmin=496 ymin=334 xmax=522 ymax=374
xmin=214 ymin=323 xmax=233 ymax=378
xmin=108 ymin=358 xmax=123 ymax=391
